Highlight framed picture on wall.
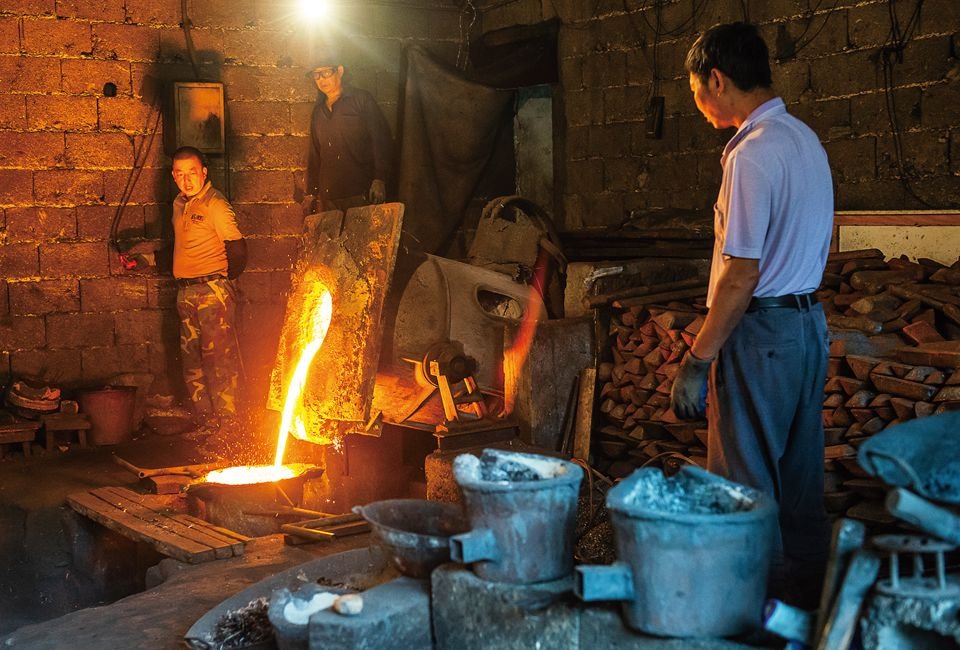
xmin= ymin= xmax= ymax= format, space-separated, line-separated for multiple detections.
xmin=173 ymin=82 xmax=225 ymax=154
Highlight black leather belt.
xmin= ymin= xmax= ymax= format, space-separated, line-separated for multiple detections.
xmin=176 ymin=273 xmax=225 ymax=287
xmin=747 ymin=293 xmax=818 ymax=312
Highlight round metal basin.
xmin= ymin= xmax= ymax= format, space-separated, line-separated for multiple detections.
xmin=184 ymin=463 xmax=325 ymax=537
xmin=354 ymin=499 xmax=468 ymax=579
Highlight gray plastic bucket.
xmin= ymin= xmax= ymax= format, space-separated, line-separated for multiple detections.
xmin=576 ymin=465 xmax=778 ymax=638
xmin=450 ymin=448 xmax=583 ymax=584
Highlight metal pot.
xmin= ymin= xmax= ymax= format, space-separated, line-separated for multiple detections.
xmin=184 ymin=463 xmax=325 ymax=537
xmin=354 ymin=498 xmax=468 ymax=579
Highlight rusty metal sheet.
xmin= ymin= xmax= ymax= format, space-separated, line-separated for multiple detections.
xmin=269 ymin=203 xmax=404 ymax=444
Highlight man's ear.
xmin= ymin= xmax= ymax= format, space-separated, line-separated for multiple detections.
xmin=710 ymin=68 xmax=725 ymax=93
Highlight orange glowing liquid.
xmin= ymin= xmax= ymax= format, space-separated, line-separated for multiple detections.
xmin=274 ymin=284 xmax=333 ymax=466
xmin=205 ymin=465 xmax=296 ymax=485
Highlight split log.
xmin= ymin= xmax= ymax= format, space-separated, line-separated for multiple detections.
xmin=870 ymin=373 xmax=938 ymax=402
xmin=930 ymin=268 xmax=960 ymax=285
xmin=613 ymin=286 xmax=708 ymax=309
xmin=585 ymin=277 xmax=703 ymax=309
xmin=827 ymin=315 xmax=882 ymax=334
xmin=896 ymin=341 xmax=960 ymax=369
xmin=845 ymin=356 xmax=882 ymax=381
xmin=827 ymin=248 xmax=884 ymax=262
xmin=901 ymin=320 xmax=945 ymax=345
xmin=934 ymin=386 xmax=960 ymax=402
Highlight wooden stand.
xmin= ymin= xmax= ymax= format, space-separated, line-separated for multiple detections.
xmin=0 ymin=420 xmax=39 ymax=459
xmin=41 ymin=413 xmax=91 ymax=451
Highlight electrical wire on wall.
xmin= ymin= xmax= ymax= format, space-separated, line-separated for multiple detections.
xmin=618 ymin=0 xmax=708 ymax=141
xmin=621 ymin=0 xmax=709 ymax=86
xmin=878 ymin=0 xmax=953 ymax=208
xmin=179 ymin=0 xmax=233 ymax=201
xmin=456 ymin=0 xmax=478 ymax=70
xmin=180 ymin=0 xmax=201 ymax=81
xmin=789 ymin=0 xmax=842 ymax=58
xmin=110 ymin=99 xmax=163 ymax=263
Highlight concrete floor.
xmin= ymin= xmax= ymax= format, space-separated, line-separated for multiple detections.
xmin=0 ymin=428 xmax=368 ymax=645
xmin=0 ymin=430 xmax=775 ymax=650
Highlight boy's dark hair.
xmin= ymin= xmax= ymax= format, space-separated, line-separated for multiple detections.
xmin=172 ymin=145 xmax=206 ymax=167
xmin=685 ymin=22 xmax=772 ymax=92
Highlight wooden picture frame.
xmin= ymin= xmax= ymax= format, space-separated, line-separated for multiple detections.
xmin=173 ymin=82 xmax=225 ymax=154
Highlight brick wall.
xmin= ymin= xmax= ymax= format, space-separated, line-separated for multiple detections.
xmin=477 ymin=0 xmax=960 ymax=229
xmin=0 ymin=0 xmax=459 ymax=400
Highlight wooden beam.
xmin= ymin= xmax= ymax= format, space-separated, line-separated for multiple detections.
xmin=572 ymin=367 xmax=597 ymax=463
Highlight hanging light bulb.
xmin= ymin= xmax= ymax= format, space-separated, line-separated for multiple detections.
xmin=299 ymin=0 xmax=331 ymax=21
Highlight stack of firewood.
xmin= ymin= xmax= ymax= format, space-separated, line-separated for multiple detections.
xmin=818 ymin=249 xmax=960 ymax=524
xmin=594 ymin=300 xmax=709 ymax=479
xmin=593 ymin=248 xmax=960 ymax=527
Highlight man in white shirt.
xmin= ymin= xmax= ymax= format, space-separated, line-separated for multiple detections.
xmin=671 ymin=22 xmax=834 ymax=608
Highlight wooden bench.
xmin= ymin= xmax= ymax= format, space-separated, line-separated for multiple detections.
xmin=67 ymin=487 xmax=250 ymax=564
xmin=41 ymin=413 xmax=91 ymax=451
xmin=0 ymin=420 xmax=39 ymax=459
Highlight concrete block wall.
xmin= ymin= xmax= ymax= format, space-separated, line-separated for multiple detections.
xmin=0 ymin=0 xmax=460 ymax=400
xmin=477 ymin=0 xmax=960 ymax=229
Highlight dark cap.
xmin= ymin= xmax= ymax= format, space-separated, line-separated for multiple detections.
xmin=307 ymin=45 xmax=342 ymax=73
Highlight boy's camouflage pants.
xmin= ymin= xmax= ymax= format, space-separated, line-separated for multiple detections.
xmin=176 ymin=278 xmax=240 ymax=417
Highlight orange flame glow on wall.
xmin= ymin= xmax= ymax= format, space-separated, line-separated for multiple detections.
xmin=273 ymin=282 xmax=334 ymax=466
xmin=502 ymin=248 xmax=552 ymax=416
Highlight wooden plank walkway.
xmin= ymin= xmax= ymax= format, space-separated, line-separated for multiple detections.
xmin=67 ymin=487 xmax=250 ymax=564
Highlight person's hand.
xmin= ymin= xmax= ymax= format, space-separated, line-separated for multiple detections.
xmin=669 ymin=350 xmax=713 ymax=420
xmin=302 ymin=193 xmax=318 ymax=216
xmin=119 ymin=252 xmax=154 ymax=272
xmin=368 ymin=179 xmax=386 ymax=204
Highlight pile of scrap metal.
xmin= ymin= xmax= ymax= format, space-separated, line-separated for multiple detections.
xmin=764 ymin=411 xmax=960 ymax=649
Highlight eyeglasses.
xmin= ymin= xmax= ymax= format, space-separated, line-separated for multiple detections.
xmin=312 ymin=68 xmax=337 ymax=80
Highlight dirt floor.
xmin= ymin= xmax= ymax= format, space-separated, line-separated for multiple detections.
xmin=0 ymin=425 xmax=368 ymax=644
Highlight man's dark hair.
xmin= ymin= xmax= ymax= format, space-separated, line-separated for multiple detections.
xmin=172 ymin=145 xmax=206 ymax=167
xmin=685 ymin=22 xmax=772 ymax=91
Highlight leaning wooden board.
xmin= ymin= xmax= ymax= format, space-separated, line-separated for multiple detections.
xmin=67 ymin=487 xmax=250 ymax=564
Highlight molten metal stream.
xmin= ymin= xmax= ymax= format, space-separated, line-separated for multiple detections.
xmin=273 ymin=285 xmax=334 ymax=466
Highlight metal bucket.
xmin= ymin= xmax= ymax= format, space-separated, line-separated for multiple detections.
xmin=354 ymin=499 xmax=468 ymax=578
xmin=184 ymin=464 xmax=325 ymax=537
xmin=76 ymin=386 xmax=137 ymax=445
xmin=450 ymin=449 xmax=583 ymax=584
xmin=576 ymin=465 xmax=778 ymax=638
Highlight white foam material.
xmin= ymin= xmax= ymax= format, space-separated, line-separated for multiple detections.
xmin=282 ymin=591 xmax=338 ymax=625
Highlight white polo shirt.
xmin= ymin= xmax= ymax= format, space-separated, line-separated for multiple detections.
xmin=707 ymin=98 xmax=834 ymax=307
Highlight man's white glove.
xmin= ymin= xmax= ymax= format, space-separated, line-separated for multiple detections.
xmin=368 ymin=179 xmax=386 ymax=204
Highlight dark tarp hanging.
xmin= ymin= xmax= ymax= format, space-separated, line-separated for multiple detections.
xmin=397 ymin=47 xmax=514 ymax=255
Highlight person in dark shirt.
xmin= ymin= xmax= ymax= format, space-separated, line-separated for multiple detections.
xmin=306 ymin=50 xmax=394 ymax=212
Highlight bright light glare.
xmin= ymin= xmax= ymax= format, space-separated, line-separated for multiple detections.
xmin=205 ymin=465 xmax=296 ymax=485
xmin=299 ymin=0 xmax=331 ymax=21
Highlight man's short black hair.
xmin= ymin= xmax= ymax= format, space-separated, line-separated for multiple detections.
xmin=685 ymin=22 xmax=772 ymax=92
xmin=172 ymin=145 xmax=206 ymax=167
